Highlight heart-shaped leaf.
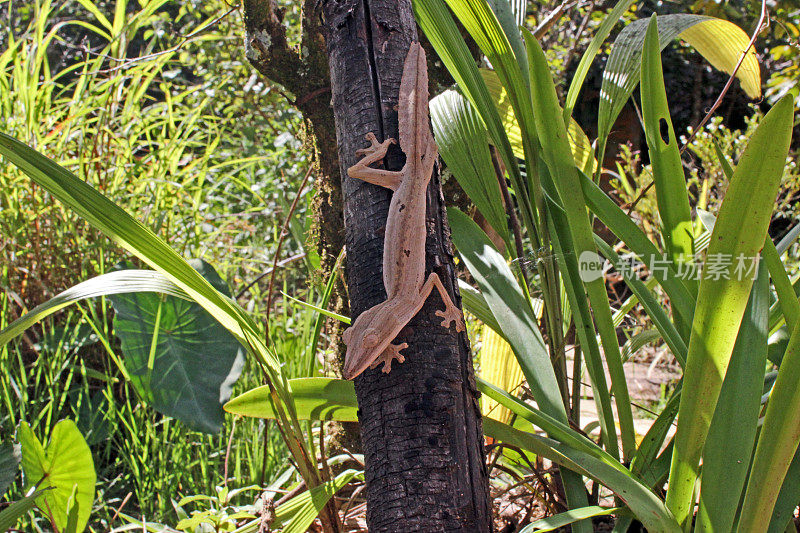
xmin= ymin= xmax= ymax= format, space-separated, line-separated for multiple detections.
xmin=109 ymin=259 xmax=244 ymax=434
xmin=18 ymin=420 xmax=95 ymax=532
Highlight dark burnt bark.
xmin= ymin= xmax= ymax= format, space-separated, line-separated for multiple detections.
xmin=320 ymin=1 xmax=492 ymax=531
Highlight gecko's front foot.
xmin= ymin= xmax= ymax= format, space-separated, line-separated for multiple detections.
xmin=369 ymin=342 xmax=408 ymax=373
xmin=436 ymin=307 xmax=466 ymax=333
xmin=356 ymin=132 xmax=396 ymax=158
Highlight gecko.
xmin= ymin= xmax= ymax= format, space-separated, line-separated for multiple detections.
xmin=341 ymin=42 xmax=466 ymax=381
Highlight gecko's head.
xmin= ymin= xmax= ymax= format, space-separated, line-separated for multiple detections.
xmin=341 ymin=307 xmax=393 ymax=380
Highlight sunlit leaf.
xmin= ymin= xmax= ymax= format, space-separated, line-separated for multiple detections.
xmin=18 ymin=420 xmax=95 ymax=532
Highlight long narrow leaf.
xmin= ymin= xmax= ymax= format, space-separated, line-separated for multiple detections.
xmin=737 ymin=316 xmax=800 ymax=531
xmin=640 ymin=16 xmax=694 ymax=265
xmin=524 ymin=30 xmax=636 ymax=460
xmin=697 ymin=261 xmax=769 ymax=532
xmin=665 ymin=94 xmax=794 ymax=527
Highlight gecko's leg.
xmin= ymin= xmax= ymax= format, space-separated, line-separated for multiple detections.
xmin=419 ymin=272 xmax=466 ymax=332
xmin=369 ymin=342 xmax=409 ymax=373
xmin=347 ymin=132 xmax=403 ymax=191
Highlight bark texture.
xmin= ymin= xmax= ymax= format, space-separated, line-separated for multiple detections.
xmin=321 ymin=1 xmax=492 ymax=531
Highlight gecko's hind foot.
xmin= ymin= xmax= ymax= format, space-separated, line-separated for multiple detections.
xmin=370 ymin=342 xmax=408 ymax=374
xmin=356 ymin=132 xmax=396 ymax=158
xmin=436 ymin=308 xmax=466 ymax=333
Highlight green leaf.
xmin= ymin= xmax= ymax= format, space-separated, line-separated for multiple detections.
xmin=482 ymin=419 xmax=680 ymax=532
xmin=18 ymin=420 xmax=96 ymax=532
xmin=520 ymin=506 xmax=629 ymax=532
xmin=412 ymin=0 xmax=533 ymax=237
xmin=430 ymin=89 xmax=511 ymax=247
xmin=458 ymin=280 xmax=504 ymax=335
xmin=0 ymin=270 xmax=190 ymax=350
xmin=524 ymin=29 xmax=635 ymax=459
xmin=599 ymin=14 xmax=760 ymax=156
xmin=109 ymin=260 xmax=244 ymax=434
xmin=738 ymin=314 xmax=800 ymax=529
xmin=640 ymin=16 xmax=694 ymax=265
xmin=766 ymin=447 xmax=800 ymax=533
xmin=479 ymin=69 xmax=597 ymax=174
xmin=0 ymin=489 xmax=49 ymax=531
xmin=226 ymin=377 xmax=679 ymax=531
xmin=0 ymin=132 xmax=316 ymax=484
xmin=447 ymin=207 xmax=564 ymax=420
xmin=563 ymin=0 xmax=636 ymax=120
xmin=0 ymin=442 xmax=21 ymax=498
xmin=224 ymin=378 xmax=359 ymax=422
xmin=696 ymin=260 xmax=769 ymax=532
xmin=665 ymin=94 xmax=794 ymax=527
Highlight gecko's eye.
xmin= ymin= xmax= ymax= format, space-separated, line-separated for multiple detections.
xmin=342 ymin=327 xmax=353 ymax=345
xmin=363 ymin=331 xmax=379 ymax=348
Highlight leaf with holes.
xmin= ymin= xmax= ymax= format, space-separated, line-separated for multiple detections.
xmin=598 ymin=14 xmax=760 ymax=155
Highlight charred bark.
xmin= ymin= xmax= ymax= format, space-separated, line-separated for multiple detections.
xmin=321 ymin=1 xmax=492 ymax=531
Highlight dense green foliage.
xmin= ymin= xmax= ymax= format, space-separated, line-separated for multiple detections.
xmin=1 ymin=0 xmax=799 ymax=531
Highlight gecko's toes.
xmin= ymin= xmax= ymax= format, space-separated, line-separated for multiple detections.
xmin=369 ymin=343 xmax=408 ymax=374
xmin=437 ymin=309 xmax=466 ymax=333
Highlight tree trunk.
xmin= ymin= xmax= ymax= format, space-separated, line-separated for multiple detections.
xmin=321 ymin=1 xmax=493 ymax=531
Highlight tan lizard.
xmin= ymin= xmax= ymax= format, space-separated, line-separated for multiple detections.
xmin=341 ymin=42 xmax=465 ymax=380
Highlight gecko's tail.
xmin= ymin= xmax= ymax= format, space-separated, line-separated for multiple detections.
xmin=397 ymin=42 xmax=431 ymax=160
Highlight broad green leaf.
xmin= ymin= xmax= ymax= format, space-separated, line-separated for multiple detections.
xmin=665 ymin=94 xmax=794 ymax=527
xmin=430 ymin=90 xmax=511 ymax=247
xmin=711 ymin=145 xmax=800 ymax=336
xmin=697 ymin=261 xmax=769 ymax=532
xmin=766 ymin=448 xmax=800 ymax=533
xmin=520 ymin=506 xmax=629 ymax=532
xmin=0 ymin=489 xmax=48 ymax=531
xmin=448 ymin=207 xmax=564 ymax=420
xmin=273 ymin=469 xmax=362 ymax=533
xmin=109 ymin=260 xmax=244 ymax=434
xmin=18 ymin=420 xmax=95 ymax=532
xmin=479 ymin=325 xmax=524 ymax=425
xmin=599 ymin=14 xmax=760 ymax=157
xmin=640 ymin=16 xmax=694 ymax=265
xmin=0 ymin=442 xmax=21 ymax=498
xmin=738 ymin=315 xmax=800 ymax=530
xmin=524 ymin=29 xmax=635 ymax=459
xmin=224 ymin=378 xmax=359 ymax=422
xmin=448 ymin=204 xmax=590 ymax=520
